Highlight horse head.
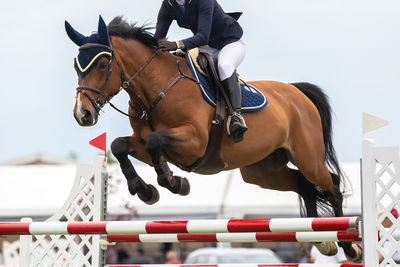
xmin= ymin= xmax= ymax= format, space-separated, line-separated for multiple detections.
xmin=66 ymin=16 xmax=122 ymax=126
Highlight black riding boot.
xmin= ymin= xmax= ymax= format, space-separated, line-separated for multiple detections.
xmin=221 ymin=72 xmax=247 ymax=143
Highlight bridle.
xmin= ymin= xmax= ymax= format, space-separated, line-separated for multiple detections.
xmin=76 ymin=42 xmax=161 ymax=120
xmin=76 ymin=42 xmax=201 ymax=130
xmin=76 ymin=43 xmax=117 ymax=113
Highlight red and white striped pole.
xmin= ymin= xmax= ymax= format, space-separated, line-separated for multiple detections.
xmin=0 ymin=217 xmax=359 ymax=235
xmin=107 ymin=264 xmax=363 ymax=267
xmin=106 ymin=231 xmax=361 ymax=243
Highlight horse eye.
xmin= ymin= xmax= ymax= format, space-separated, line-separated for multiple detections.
xmin=99 ymin=61 xmax=108 ymax=70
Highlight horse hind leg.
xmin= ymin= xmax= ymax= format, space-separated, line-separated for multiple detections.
xmin=294 ymin=159 xmax=345 ymax=257
xmin=297 ymin=162 xmax=362 ymax=261
xmin=294 ymin=167 xmax=340 ymax=257
xmin=240 ymin=148 xmax=321 ymax=221
xmin=240 ymin=148 xmax=294 ymax=189
xmin=240 ymin=149 xmax=318 ymax=217
xmin=329 ymin=172 xmax=363 ymax=262
xmin=241 ymin=150 xmax=339 ymax=255
xmin=305 ymin=168 xmax=362 ymax=262
xmin=240 ymin=150 xmax=342 ymax=256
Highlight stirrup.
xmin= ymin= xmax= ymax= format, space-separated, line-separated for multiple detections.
xmin=226 ymin=112 xmax=247 ymax=136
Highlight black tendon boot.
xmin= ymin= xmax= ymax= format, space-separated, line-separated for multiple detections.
xmin=221 ymin=72 xmax=248 ymax=143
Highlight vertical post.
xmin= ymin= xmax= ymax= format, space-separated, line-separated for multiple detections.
xmin=92 ymin=156 xmax=108 ymax=267
xmin=361 ymin=139 xmax=379 ymax=267
xmin=19 ymin=217 xmax=32 ymax=267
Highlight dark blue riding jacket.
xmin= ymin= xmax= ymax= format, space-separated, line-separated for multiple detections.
xmin=154 ymin=0 xmax=243 ymax=50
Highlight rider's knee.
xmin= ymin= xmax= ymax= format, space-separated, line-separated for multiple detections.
xmin=218 ymin=61 xmax=235 ymax=81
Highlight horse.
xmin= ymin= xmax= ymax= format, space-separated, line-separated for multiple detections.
xmin=65 ymin=16 xmax=362 ymax=262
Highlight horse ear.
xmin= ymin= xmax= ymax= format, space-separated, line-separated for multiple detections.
xmin=65 ymin=21 xmax=88 ymax=47
xmin=97 ymin=15 xmax=110 ymax=46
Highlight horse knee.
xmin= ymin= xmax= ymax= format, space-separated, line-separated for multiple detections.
xmin=111 ymin=137 xmax=129 ymax=160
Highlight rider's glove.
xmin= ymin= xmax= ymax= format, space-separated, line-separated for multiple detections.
xmin=158 ymin=40 xmax=184 ymax=51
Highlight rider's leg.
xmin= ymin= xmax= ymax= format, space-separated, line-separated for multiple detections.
xmin=221 ymin=72 xmax=247 ymax=139
xmin=218 ymin=39 xmax=246 ymax=81
xmin=218 ymin=39 xmax=247 ymax=142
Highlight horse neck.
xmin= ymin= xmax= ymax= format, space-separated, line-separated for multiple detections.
xmin=112 ymin=38 xmax=179 ymax=108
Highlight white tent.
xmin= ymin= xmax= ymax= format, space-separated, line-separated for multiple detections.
xmin=0 ymin=164 xmax=77 ymax=218
xmin=0 ymin=161 xmax=361 ymax=219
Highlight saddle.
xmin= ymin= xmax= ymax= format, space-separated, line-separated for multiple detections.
xmin=196 ymin=52 xmax=236 ymax=115
xmin=185 ymin=49 xmax=268 ymax=112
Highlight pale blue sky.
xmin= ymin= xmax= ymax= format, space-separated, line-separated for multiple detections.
xmin=0 ymin=0 xmax=399 ymax=163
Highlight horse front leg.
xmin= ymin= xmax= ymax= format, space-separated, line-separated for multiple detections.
xmin=111 ymin=136 xmax=160 ymax=205
xmin=146 ymin=128 xmax=197 ymax=196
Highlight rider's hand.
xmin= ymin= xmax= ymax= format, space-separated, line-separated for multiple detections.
xmin=158 ymin=40 xmax=178 ymax=51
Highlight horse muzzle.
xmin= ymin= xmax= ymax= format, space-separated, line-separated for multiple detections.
xmin=74 ymin=108 xmax=98 ymax=126
xmin=74 ymin=94 xmax=99 ymax=126
xmin=74 ymin=90 xmax=102 ymax=126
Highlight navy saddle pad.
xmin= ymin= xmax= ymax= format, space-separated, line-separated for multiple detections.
xmin=185 ymin=53 xmax=268 ymax=113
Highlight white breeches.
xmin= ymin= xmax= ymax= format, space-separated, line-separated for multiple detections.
xmin=199 ymin=38 xmax=246 ymax=81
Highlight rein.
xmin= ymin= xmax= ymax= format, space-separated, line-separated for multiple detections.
xmin=77 ymin=43 xmax=201 ymax=130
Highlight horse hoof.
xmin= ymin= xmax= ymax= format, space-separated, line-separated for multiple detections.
xmin=138 ymin=184 xmax=160 ymax=205
xmin=345 ymin=243 xmax=363 ymax=263
xmin=177 ymin=177 xmax=190 ymax=196
xmin=168 ymin=176 xmax=190 ymax=196
xmin=314 ymin=242 xmax=337 ymax=256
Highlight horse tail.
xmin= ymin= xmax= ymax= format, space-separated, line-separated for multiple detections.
xmin=290 ymin=82 xmax=344 ymax=217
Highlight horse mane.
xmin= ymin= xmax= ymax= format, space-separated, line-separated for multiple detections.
xmin=107 ymin=16 xmax=158 ymax=48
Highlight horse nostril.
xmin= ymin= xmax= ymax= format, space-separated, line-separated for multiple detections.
xmin=81 ymin=109 xmax=92 ymax=124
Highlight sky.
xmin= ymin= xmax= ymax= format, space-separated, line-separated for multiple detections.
xmin=0 ymin=0 xmax=399 ymax=164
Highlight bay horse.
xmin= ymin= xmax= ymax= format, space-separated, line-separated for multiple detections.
xmin=66 ymin=16 xmax=361 ymax=262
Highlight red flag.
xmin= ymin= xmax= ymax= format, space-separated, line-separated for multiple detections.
xmin=89 ymin=132 xmax=106 ymax=161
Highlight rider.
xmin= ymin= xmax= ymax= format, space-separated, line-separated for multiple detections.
xmin=154 ymin=0 xmax=247 ymax=142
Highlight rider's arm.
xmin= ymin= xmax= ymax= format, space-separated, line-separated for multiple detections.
xmin=154 ymin=0 xmax=173 ymax=40
xmin=181 ymin=0 xmax=214 ymax=50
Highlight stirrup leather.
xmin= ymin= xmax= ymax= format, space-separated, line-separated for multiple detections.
xmin=226 ymin=112 xmax=247 ymax=136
